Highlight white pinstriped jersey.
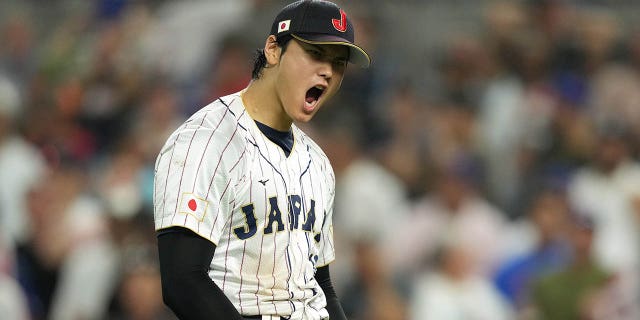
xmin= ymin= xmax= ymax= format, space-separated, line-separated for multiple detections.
xmin=153 ymin=91 xmax=335 ymax=320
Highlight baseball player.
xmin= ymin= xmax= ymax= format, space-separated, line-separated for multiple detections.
xmin=153 ymin=1 xmax=370 ymax=319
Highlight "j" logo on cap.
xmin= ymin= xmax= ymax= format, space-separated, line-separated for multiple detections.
xmin=332 ymin=9 xmax=347 ymax=32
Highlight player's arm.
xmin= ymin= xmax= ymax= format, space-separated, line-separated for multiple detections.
xmin=157 ymin=226 xmax=243 ymax=320
xmin=315 ymin=265 xmax=347 ymax=320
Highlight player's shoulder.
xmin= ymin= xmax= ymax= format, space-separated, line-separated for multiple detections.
xmin=187 ymin=92 xmax=245 ymax=130
xmin=166 ymin=92 xmax=247 ymax=142
xmin=157 ymin=92 xmax=248 ymax=158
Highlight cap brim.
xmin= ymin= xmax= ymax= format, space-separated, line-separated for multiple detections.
xmin=291 ymin=34 xmax=371 ymax=68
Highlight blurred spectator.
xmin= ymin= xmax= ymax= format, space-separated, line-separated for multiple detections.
xmin=494 ymin=188 xmax=572 ymax=311
xmin=129 ymin=81 xmax=185 ymax=163
xmin=409 ymin=240 xmax=514 ymax=320
xmin=476 ymin=73 xmax=529 ymax=214
xmin=530 ymin=213 xmax=612 ymax=320
xmin=528 ymin=0 xmax=578 ymax=43
xmin=574 ymin=6 xmax=621 ymax=75
xmin=0 ymin=75 xmax=46 ymax=249
xmin=391 ymin=155 xmax=507 ymax=277
xmin=312 ymin=110 xmax=412 ymax=298
xmin=589 ymin=64 xmax=640 ymax=150
xmin=109 ymin=242 xmax=176 ymax=320
xmin=96 ymin=140 xmax=147 ymax=221
xmin=0 ymin=235 xmax=30 ymax=320
xmin=340 ymin=240 xmax=407 ymax=320
xmin=568 ymin=124 xmax=640 ymax=275
xmin=0 ymin=11 xmax=37 ymax=86
xmin=629 ymin=27 xmax=640 ymax=72
xmin=139 ymin=0 xmax=254 ymax=84
xmin=318 ymin=112 xmax=411 ymax=252
xmin=381 ymin=84 xmax=431 ymax=198
xmin=202 ymin=34 xmax=253 ymax=102
xmin=16 ymin=167 xmax=118 ymax=320
xmin=0 ymin=271 xmax=30 ymax=320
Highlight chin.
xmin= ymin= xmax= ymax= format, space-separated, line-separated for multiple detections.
xmin=293 ymin=106 xmax=320 ymax=123
xmin=294 ymin=113 xmax=315 ymax=123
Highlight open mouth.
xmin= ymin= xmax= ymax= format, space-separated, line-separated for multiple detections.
xmin=305 ymin=85 xmax=325 ymax=106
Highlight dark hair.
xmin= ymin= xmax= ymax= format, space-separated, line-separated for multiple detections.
xmin=251 ymin=35 xmax=292 ymax=80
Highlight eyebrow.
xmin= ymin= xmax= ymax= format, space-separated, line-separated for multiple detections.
xmin=302 ymin=42 xmax=322 ymax=51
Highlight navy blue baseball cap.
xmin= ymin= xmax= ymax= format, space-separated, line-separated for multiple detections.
xmin=270 ymin=0 xmax=371 ymax=68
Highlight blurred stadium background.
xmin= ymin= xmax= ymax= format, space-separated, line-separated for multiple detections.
xmin=1 ymin=0 xmax=639 ymax=319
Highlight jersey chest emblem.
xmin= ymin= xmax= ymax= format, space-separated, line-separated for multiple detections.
xmin=234 ymin=195 xmax=319 ymax=240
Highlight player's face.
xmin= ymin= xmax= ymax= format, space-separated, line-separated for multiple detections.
xmin=275 ymin=39 xmax=348 ymax=123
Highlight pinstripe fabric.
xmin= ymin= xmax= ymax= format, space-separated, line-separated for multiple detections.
xmin=154 ymin=92 xmax=335 ymax=319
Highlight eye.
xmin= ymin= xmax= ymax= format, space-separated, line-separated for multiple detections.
xmin=333 ymin=58 xmax=348 ymax=67
xmin=306 ymin=49 xmax=323 ymax=59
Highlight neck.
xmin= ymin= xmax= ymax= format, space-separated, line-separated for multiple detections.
xmin=242 ymin=78 xmax=292 ymax=131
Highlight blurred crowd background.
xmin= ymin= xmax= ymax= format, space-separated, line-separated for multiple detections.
xmin=1 ymin=0 xmax=639 ymax=319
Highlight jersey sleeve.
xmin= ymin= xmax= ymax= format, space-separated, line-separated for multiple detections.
xmin=316 ymin=164 xmax=337 ymax=267
xmin=153 ymin=116 xmax=242 ymax=246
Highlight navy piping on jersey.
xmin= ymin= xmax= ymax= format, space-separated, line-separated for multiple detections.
xmin=254 ymin=120 xmax=294 ymax=157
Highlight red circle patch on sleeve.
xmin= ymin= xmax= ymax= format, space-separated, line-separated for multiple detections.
xmin=188 ymin=199 xmax=197 ymax=211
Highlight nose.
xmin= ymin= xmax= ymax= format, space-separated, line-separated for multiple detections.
xmin=318 ymin=61 xmax=333 ymax=79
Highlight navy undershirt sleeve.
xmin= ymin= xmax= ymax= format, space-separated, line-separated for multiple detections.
xmin=157 ymin=226 xmax=243 ymax=320
xmin=316 ymin=265 xmax=347 ymax=320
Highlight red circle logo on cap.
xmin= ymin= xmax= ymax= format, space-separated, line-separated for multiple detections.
xmin=188 ymin=199 xmax=197 ymax=211
xmin=281 ymin=22 xmax=286 ymax=29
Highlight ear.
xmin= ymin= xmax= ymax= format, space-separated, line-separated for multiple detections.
xmin=264 ymin=35 xmax=281 ymax=66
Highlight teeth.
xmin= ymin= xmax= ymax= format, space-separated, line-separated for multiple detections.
xmin=315 ymin=85 xmax=325 ymax=90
